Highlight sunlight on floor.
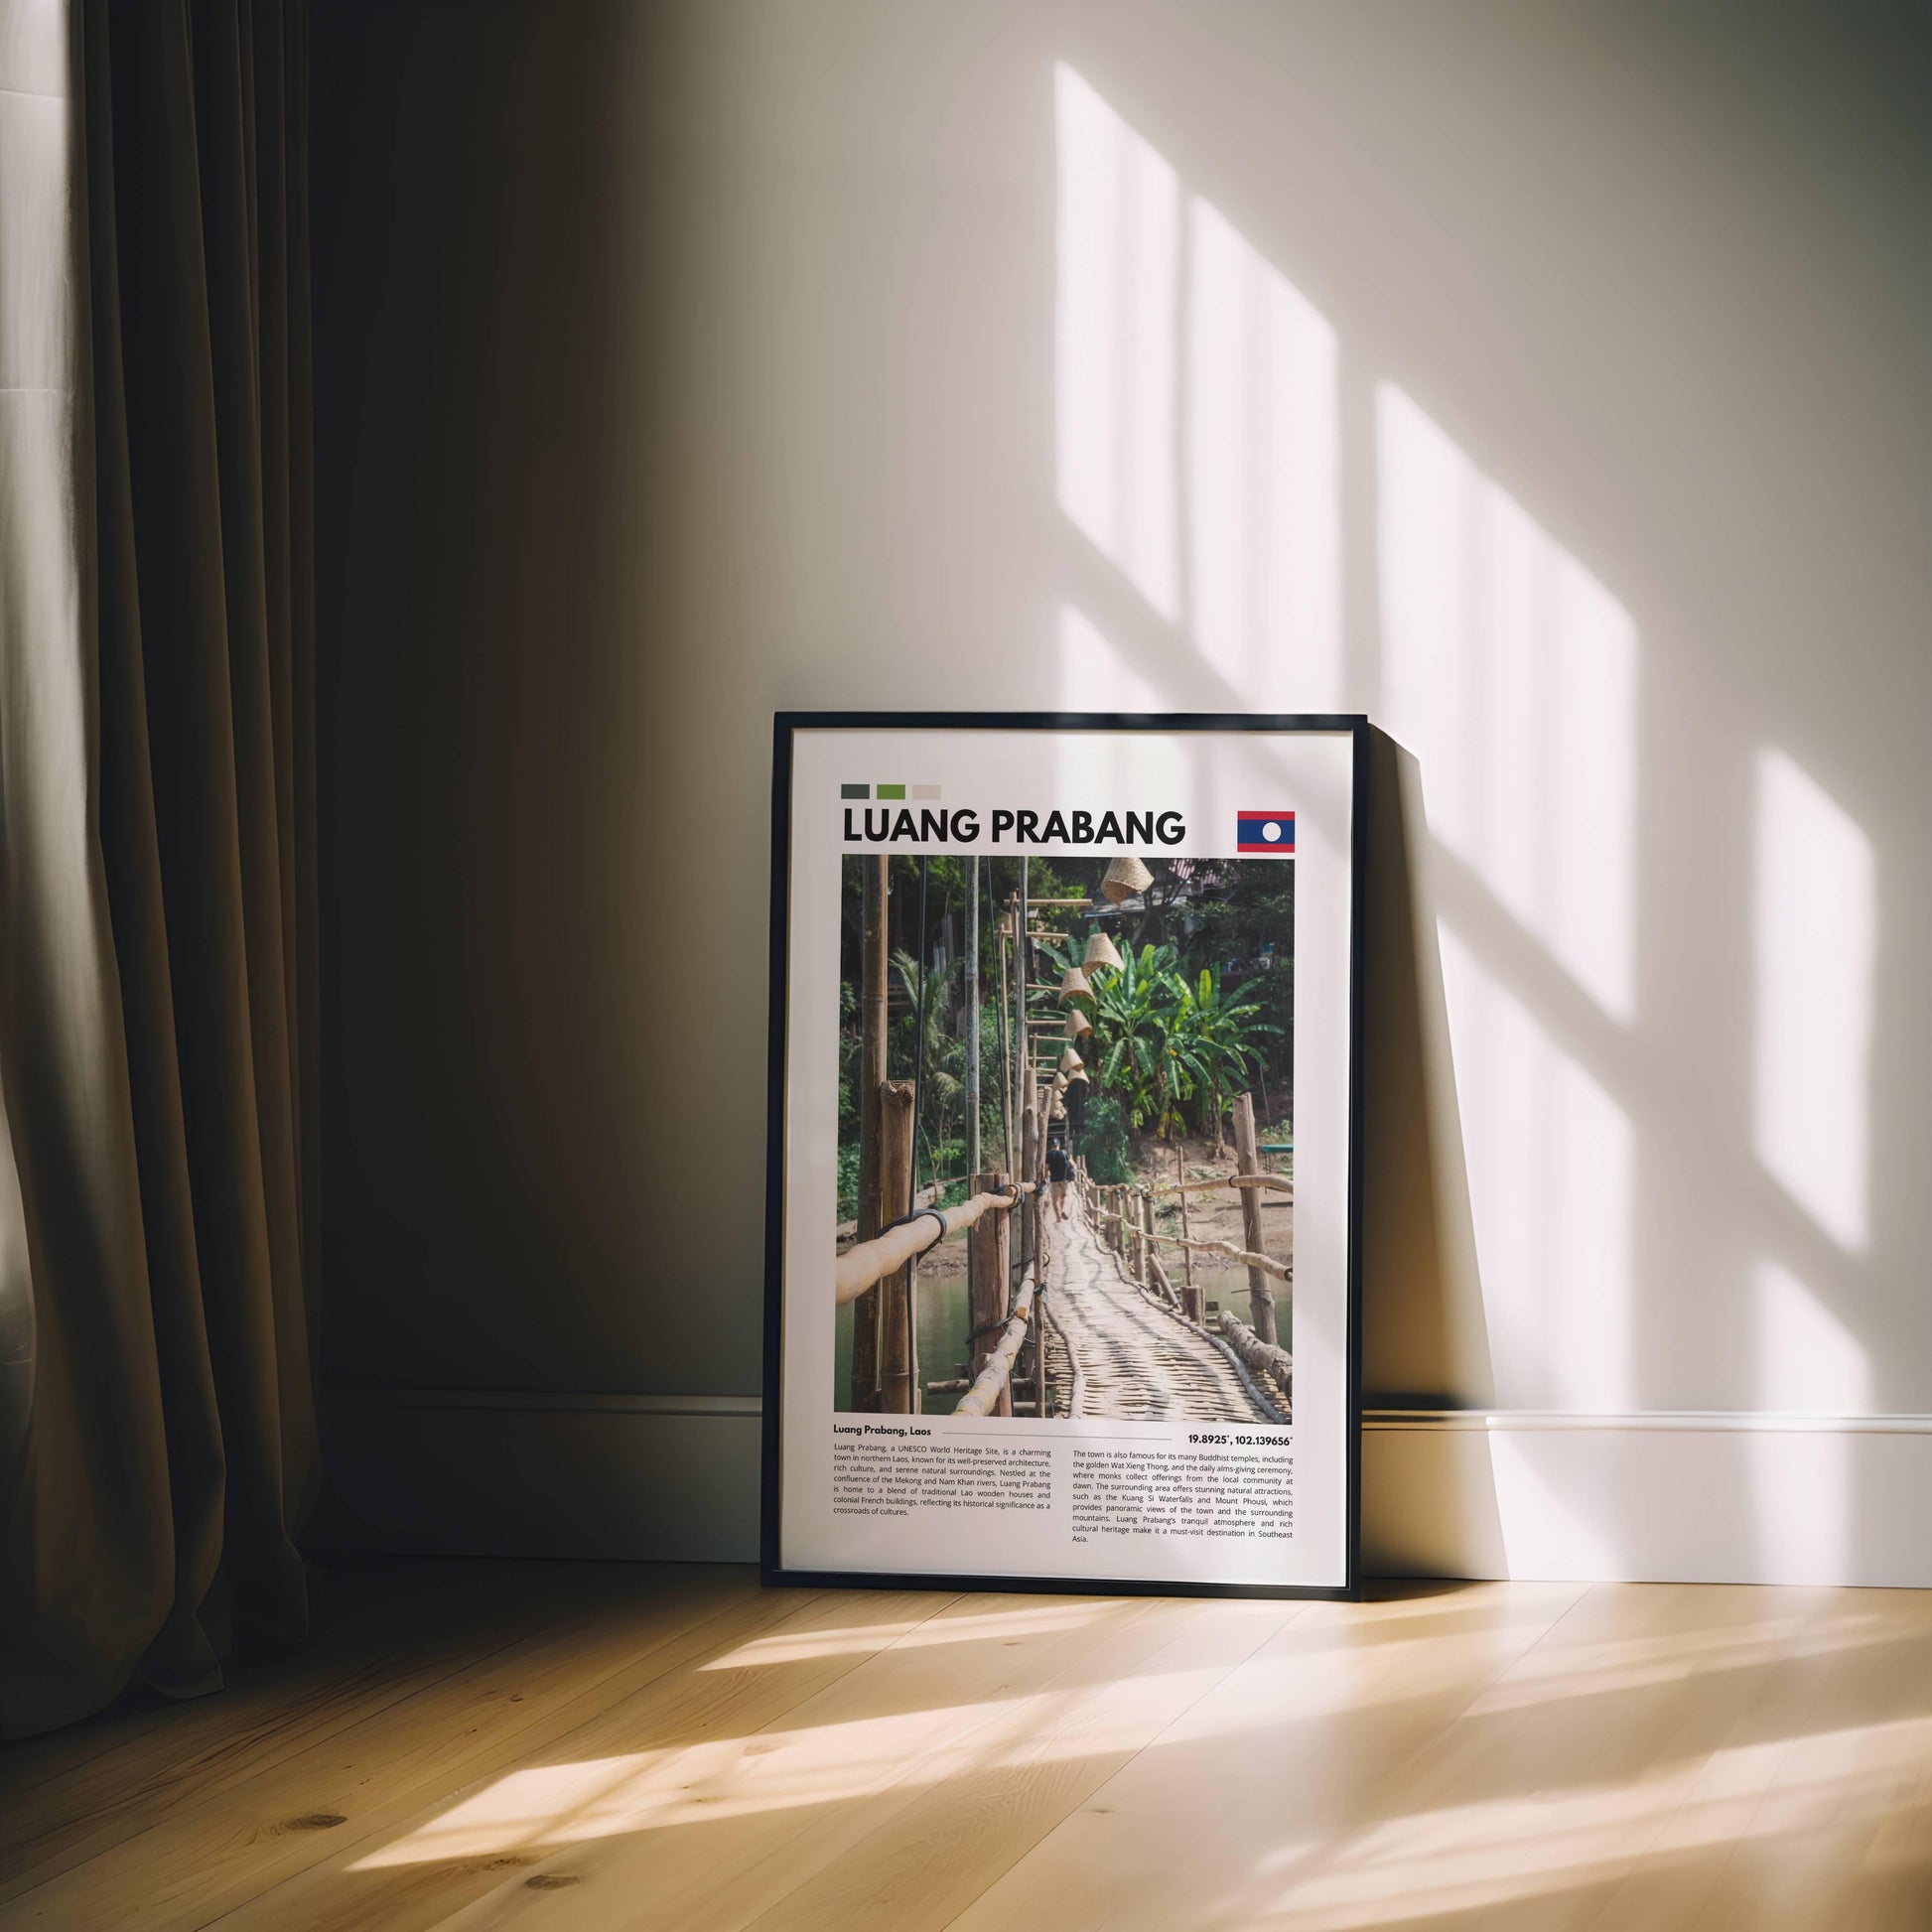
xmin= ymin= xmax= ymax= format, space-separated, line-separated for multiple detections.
xmin=352 ymin=1659 xmax=1237 ymax=1869
xmin=701 ymin=1600 xmax=1104 ymax=1670
xmin=1236 ymin=1712 xmax=1932 ymax=1930
xmin=1461 ymin=1601 xmax=1891 ymax=1717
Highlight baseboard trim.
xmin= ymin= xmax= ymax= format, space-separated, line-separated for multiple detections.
xmin=320 ymin=1386 xmax=763 ymax=1563
xmin=321 ymin=1391 xmax=1932 ymax=1586
xmin=327 ymin=1387 xmax=762 ymax=1418
xmin=1365 ymin=1408 xmax=1932 ymax=1436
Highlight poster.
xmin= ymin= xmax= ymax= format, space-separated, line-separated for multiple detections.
xmin=762 ymin=715 xmax=1364 ymax=1597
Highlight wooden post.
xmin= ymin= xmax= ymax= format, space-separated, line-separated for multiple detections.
xmin=851 ymin=856 xmax=889 ymax=1410
xmin=966 ymin=857 xmax=981 ymax=1179
xmin=879 ymin=1080 xmax=915 ymax=1413
xmin=1233 ymin=1092 xmax=1277 ymax=1344
xmin=967 ymin=1171 xmax=1013 ymax=1418
xmin=1176 ymin=1146 xmax=1201 ymax=1323
xmin=1136 ymin=1191 xmax=1152 ymax=1284
xmin=1020 ymin=1105 xmax=1038 ymax=1287
xmin=1033 ymin=1198 xmax=1052 ymax=1420
xmin=996 ymin=924 xmax=1013 ymax=1176
xmin=1013 ymin=862 xmax=1029 ymax=1170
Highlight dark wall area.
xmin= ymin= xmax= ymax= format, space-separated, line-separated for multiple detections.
xmin=310 ymin=5 xmax=748 ymax=1396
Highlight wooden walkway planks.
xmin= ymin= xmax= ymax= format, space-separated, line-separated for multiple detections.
xmin=1045 ymin=1202 xmax=1266 ymax=1423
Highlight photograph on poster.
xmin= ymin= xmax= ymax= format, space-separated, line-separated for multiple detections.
xmin=833 ymin=851 xmax=1296 ymax=1425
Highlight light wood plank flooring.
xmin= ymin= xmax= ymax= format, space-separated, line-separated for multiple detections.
xmin=3 ymin=1562 xmax=1930 ymax=1929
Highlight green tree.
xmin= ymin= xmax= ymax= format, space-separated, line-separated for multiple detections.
xmin=1163 ymin=965 xmax=1280 ymax=1151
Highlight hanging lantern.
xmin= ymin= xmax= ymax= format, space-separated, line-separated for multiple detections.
xmin=1082 ymin=929 xmax=1124 ymax=973
xmin=1052 ymin=1072 xmax=1068 ymax=1091
xmin=1065 ymin=1004 xmax=1092 ymax=1037
xmin=1058 ymin=1045 xmax=1084 ymax=1073
xmin=1099 ymin=856 xmax=1154 ymax=904
xmin=1057 ymin=964 xmax=1091 ymax=1003
xmin=1068 ymin=1066 xmax=1089 ymax=1083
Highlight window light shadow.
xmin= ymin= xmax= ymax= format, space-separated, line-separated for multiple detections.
xmin=1049 ymin=53 xmax=1891 ymax=1592
xmin=1752 ymin=748 xmax=1875 ymax=1256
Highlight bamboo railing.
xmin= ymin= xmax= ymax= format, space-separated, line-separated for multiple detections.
xmin=1087 ymin=1191 xmax=1291 ymax=1285
xmin=1148 ymin=1173 xmax=1293 ymax=1197
xmin=953 ymin=1275 xmax=1039 ymax=1416
xmin=834 ymin=1182 xmax=1036 ymax=1307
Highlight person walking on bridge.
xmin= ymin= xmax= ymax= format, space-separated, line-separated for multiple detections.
xmin=1046 ymin=1117 xmax=1073 ymax=1222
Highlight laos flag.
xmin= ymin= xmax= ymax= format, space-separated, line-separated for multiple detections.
xmin=1236 ymin=811 xmax=1296 ymax=854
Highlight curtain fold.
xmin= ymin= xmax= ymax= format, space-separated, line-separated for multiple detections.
xmin=0 ymin=0 xmax=317 ymax=1740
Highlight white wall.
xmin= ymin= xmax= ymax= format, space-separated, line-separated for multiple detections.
xmin=316 ymin=0 xmax=1932 ymax=1584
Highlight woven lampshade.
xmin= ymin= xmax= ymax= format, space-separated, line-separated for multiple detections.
xmin=1082 ymin=930 xmax=1124 ymax=973
xmin=1052 ymin=1072 xmax=1068 ymax=1091
xmin=1100 ymin=855 xmax=1154 ymax=904
xmin=1058 ymin=1046 xmax=1084 ymax=1073
xmin=1065 ymin=1004 xmax=1092 ymax=1036
xmin=1057 ymin=965 xmax=1091 ymax=1003
xmin=1068 ymin=1066 xmax=1089 ymax=1083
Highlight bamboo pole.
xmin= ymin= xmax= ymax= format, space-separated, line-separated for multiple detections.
xmin=1147 ymin=1173 xmax=1294 ymax=1197
xmin=1175 ymin=1148 xmax=1202 ymax=1323
xmin=878 ymin=1080 xmax=915 ymax=1413
xmin=1144 ymin=1224 xmax=1291 ymax=1283
xmin=851 ymin=856 xmax=889 ymax=1410
xmin=966 ymin=856 xmax=980 ymax=1180
xmin=967 ymin=1169 xmax=1014 ymax=1418
xmin=1020 ymin=1105 xmax=1038 ymax=1289
xmin=1233 ymin=1093 xmax=1278 ymax=1344
xmin=1219 ymin=1310 xmax=1293 ymax=1409
xmin=996 ymin=927 xmax=1013 ymax=1177
xmin=834 ymin=1182 xmax=1033 ymax=1305
xmin=1145 ymin=1244 xmax=1181 ymax=1311
xmin=1013 ymin=867 xmax=1029 ymax=1175
xmin=953 ymin=1277 xmax=1036 ymax=1417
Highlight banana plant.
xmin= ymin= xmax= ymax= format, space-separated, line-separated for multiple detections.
xmin=1163 ymin=964 xmax=1280 ymax=1150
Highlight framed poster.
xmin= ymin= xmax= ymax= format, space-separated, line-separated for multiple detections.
xmin=762 ymin=713 xmax=1365 ymax=1598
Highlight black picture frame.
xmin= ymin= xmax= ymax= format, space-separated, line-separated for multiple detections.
xmin=761 ymin=712 xmax=1368 ymax=1601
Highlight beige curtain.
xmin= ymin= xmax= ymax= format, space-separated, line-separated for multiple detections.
xmin=0 ymin=0 xmax=318 ymax=1739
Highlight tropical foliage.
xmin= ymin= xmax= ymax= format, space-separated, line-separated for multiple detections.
xmin=839 ymin=853 xmax=1290 ymax=1222
xmin=1037 ymin=937 xmax=1278 ymax=1143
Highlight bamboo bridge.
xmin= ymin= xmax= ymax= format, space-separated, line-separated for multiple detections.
xmin=836 ymin=1148 xmax=1293 ymax=1425
xmin=839 ymin=852 xmax=1291 ymax=1427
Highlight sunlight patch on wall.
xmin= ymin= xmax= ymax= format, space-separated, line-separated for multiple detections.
xmin=1186 ymin=200 xmax=1341 ymax=709
xmin=1439 ymin=925 xmax=1634 ymax=1412
xmin=1059 ymin=603 xmax=1167 ymax=712
xmin=1754 ymin=1259 xmax=1869 ymax=1415
xmin=1378 ymin=386 xmax=1638 ymax=1022
xmin=1752 ymin=749 xmax=1874 ymax=1253
xmin=1055 ymin=64 xmax=1178 ymax=620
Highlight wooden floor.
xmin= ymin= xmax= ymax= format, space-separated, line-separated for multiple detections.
xmin=3 ymin=1563 xmax=1931 ymax=1930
